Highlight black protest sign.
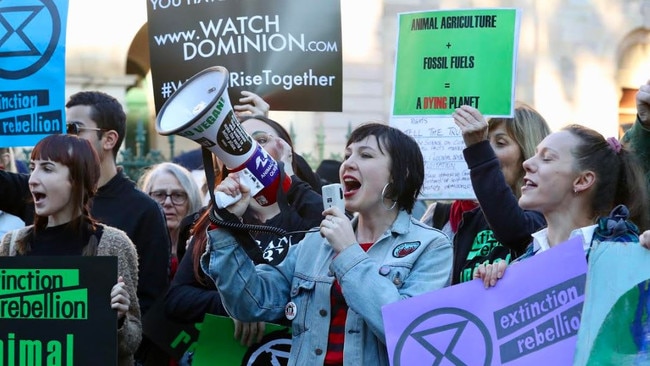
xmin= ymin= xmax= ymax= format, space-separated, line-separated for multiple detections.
xmin=147 ymin=0 xmax=342 ymax=113
xmin=0 ymin=256 xmax=117 ymax=365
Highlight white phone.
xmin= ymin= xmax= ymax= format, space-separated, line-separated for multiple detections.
xmin=322 ymin=183 xmax=345 ymax=212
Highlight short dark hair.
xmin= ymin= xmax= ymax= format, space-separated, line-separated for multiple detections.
xmin=66 ymin=91 xmax=126 ymax=160
xmin=346 ymin=123 xmax=424 ymax=213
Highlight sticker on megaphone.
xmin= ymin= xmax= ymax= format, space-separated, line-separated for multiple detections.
xmin=155 ymin=66 xmax=291 ymax=208
xmin=214 ymin=143 xmax=289 ymax=208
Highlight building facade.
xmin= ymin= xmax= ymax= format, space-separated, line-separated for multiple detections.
xmin=65 ymin=0 xmax=650 ymax=160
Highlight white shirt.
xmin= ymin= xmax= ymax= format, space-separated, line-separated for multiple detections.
xmin=531 ymin=225 xmax=597 ymax=255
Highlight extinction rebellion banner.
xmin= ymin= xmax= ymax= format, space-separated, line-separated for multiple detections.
xmin=147 ymin=0 xmax=342 ymax=113
xmin=383 ymin=237 xmax=587 ymax=365
xmin=0 ymin=256 xmax=117 ymax=365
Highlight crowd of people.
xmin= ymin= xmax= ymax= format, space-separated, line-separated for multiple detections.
xmin=1 ymin=79 xmax=649 ymax=365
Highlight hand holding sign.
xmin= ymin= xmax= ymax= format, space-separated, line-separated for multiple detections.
xmin=111 ymin=276 xmax=130 ymax=320
xmin=233 ymin=319 xmax=265 ymax=347
xmin=473 ymin=260 xmax=508 ymax=288
xmin=452 ymin=105 xmax=489 ymax=147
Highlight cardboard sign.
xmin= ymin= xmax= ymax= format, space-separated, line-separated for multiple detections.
xmin=392 ymin=8 xmax=520 ymax=117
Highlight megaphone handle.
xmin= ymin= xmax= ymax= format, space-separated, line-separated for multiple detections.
xmin=214 ymin=191 xmax=243 ymax=209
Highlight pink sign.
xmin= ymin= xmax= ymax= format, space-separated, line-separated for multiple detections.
xmin=382 ymin=237 xmax=587 ymax=365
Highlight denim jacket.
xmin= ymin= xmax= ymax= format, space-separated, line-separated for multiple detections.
xmin=200 ymin=210 xmax=452 ymax=366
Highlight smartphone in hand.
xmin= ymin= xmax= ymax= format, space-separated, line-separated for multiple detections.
xmin=322 ymin=183 xmax=345 ymax=212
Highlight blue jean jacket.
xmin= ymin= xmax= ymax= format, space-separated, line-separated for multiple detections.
xmin=200 ymin=210 xmax=452 ymax=366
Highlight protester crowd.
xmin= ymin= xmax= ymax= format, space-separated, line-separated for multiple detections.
xmin=1 ymin=79 xmax=650 ymax=365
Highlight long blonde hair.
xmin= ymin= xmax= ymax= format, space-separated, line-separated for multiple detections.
xmin=488 ymin=102 xmax=552 ymax=197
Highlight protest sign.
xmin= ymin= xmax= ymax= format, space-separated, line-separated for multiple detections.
xmin=390 ymin=8 xmax=521 ymax=199
xmin=147 ymin=0 xmax=342 ymax=113
xmin=391 ymin=117 xmax=471 ymax=199
xmin=0 ymin=0 xmax=68 ymax=147
xmin=392 ymin=8 xmax=520 ymax=117
xmin=0 ymin=256 xmax=117 ymax=365
xmin=193 ymin=314 xmax=291 ymax=366
xmin=383 ymin=237 xmax=586 ymax=365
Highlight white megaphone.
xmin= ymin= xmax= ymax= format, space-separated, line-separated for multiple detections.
xmin=156 ymin=66 xmax=291 ymax=208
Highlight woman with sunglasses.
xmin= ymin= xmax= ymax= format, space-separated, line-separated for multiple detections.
xmin=138 ymin=162 xmax=203 ymax=279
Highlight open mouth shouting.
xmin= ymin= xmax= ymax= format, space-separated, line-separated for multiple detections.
xmin=343 ymin=175 xmax=361 ymax=198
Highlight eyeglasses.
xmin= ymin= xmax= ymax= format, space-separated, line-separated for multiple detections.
xmin=66 ymin=122 xmax=106 ymax=135
xmin=149 ymin=190 xmax=188 ymax=205
xmin=251 ymin=131 xmax=274 ymax=147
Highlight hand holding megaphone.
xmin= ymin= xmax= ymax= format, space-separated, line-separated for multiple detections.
xmin=214 ymin=173 xmax=250 ymax=215
xmin=155 ymin=66 xmax=291 ymax=209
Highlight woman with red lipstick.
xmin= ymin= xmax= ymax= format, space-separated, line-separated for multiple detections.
xmin=200 ymin=123 xmax=452 ymax=365
xmin=0 ymin=134 xmax=141 ymax=366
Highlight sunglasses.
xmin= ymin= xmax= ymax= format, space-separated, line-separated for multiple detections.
xmin=66 ymin=121 xmax=106 ymax=135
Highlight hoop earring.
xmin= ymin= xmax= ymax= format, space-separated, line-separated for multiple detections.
xmin=381 ymin=183 xmax=397 ymax=211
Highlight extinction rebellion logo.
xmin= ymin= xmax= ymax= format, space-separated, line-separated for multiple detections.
xmin=0 ymin=0 xmax=61 ymax=79
xmin=0 ymin=269 xmax=86 ymax=362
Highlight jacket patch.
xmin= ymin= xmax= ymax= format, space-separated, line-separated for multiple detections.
xmin=393 ymin=241 xmax=420 ymax=258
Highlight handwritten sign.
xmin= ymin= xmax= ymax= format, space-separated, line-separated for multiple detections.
xmin=382 ymin=237 xmax=587 ymax=366
xmin=391 ymin=117 xmax=472 ymax=199
xmin=0 ymin=256 xmax=117 ymax=365
xmin=146 ymin=0 xmax=342 ymax=113
xmin=0 ymin=0 xmax=69 ymax=147
xmin=392 ymin=8 xmax=520 ymax=117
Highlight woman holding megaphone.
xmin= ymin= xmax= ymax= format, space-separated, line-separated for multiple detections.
xmin=165 ymin=114 xmax=324 ymax=358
